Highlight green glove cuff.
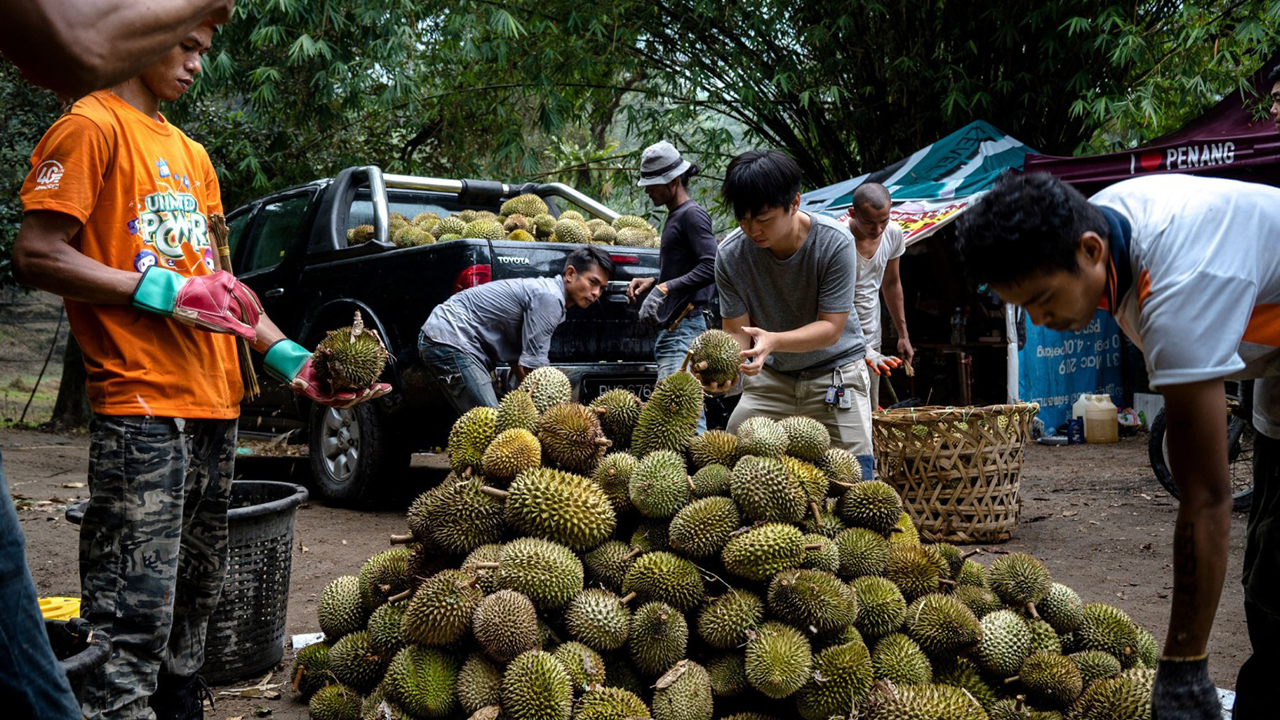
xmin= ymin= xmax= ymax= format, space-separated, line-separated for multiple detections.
xmin=131 ymin=267 xmax=184 ymax=315
xmin=264 ymin=339 xmax=311 ymax=383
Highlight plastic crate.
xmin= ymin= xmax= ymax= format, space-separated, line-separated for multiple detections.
xmin=67 ymin=480 xmax=308 ymax=684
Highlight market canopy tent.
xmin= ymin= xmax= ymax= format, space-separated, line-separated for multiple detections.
xmin=800 ymin=120 xmax=1033 ymax=245
xmin=1025 ymin=56 xmax=1280 ymax=194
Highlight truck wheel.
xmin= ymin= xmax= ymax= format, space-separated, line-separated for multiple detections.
xmin=308 ymin=401 xmax=403 ymax=504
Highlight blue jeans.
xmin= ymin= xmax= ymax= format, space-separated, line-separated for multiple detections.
xmin=655 ymin=313 xmax=708 ymax=433
xmin=419 ymin=334 xmax=499 ymax=414
xmin=0 ymin=447 xmax=83 ymax=720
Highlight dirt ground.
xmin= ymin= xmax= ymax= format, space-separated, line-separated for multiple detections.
xmin=4 ymin=427 xmax=1249 ymax=719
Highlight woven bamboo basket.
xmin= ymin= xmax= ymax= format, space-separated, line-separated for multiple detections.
xmin=872 ymin=403 xmax=1039 ymax=543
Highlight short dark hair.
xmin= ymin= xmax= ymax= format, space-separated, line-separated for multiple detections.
xmin=955 ymin=171 xmax=1108 ymax=286
xmin=565 ymin=245 xmax=615 ymax=280
xmin=852 ymin=182 xmax=891 ymax=211
xmin=1268 ymin=64 xmax=1280 ymax=86
xmin=721 ymin=149 xmax=803 ymax=219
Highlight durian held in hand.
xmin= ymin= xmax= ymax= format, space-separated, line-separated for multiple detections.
xmin=263 ymin=310 xmax=393 ymax=408
xmin=684 ymin=329 xmax=742 ymax=394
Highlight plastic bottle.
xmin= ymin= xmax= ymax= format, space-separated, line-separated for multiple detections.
xmin=1082 ymin=394 xmax=1119 ymax=444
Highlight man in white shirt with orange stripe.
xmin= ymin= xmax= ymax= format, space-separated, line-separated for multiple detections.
xmin=957 ymin=171 xmax=1280 ymax=720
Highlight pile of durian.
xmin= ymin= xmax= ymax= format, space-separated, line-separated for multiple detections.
xmin=345 ymin=193 xmax=660 ymax=250
xmin=294 ymin=340 xmax=1162 ymax=720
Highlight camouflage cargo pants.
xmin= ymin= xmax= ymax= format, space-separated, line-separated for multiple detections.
xmin=80 ymin=415 xmax=235 ymax=720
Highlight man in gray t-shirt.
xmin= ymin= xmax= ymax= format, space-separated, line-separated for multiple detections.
xmin=419 ymin=245 xmax=614 ymax=413
xmin=706 ymin=149 xmax=876 ymax=476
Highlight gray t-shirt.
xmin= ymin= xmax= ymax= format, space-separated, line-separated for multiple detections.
xmin=716 ymin=213 xmax=866 ymax=373
xmin=422 ymin=276 xmax=566 ymax=370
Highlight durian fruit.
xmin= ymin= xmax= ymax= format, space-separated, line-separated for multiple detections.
xmin=779 ymin=456 xmax=831 ymax=526
xmin=565 ymin=588 xmax=632 ymax=652
xmin=583 ymin=540 xmax=636 ymax=593
xmin=721 ymin=522 xmax=813 ymax=582
xmin=613 ymin=214 xmax=651 ymax=231
xmin=689 ymin=464 xmax=732 ymax=498
xmin=1134 ymin=626 xmax=1159 ymax=669
xmin=590 ymin=453 xmax=638 ymax=513
xmin=310 ymin=683 xmax=362 ymax=720
xmin=591 ymin=226 xmax=618 ymax=245
xmin=367 ymin=601 xmax=407 ymax=658
xmin=651 ymin=660 xmax=713 ymax=720
xmin=552 ymin=641 xmax=607 ymax=693
xmin=522 ymin=367 xmax=573 ymax=414
xmin=795 ymin=640 xmax=874 ymax=720
xmin=435 ymin=216 xmax=466 ymax=236
xmin=347 ymin=225 xmax=376 ymax=245
xmin=799 ymin=533 xmax=840 ymax=573
xmin=851 ymin=575 xmax=907 ymax=640
xmin=863 ymin=683 xmax=987 ymax=720
xmin=358 ymin=547 xmax=411 ymax=614
xmin=328 ymin=630 xmax=388 ymax=693
xmin=870 ymin=633 xmax=932 ymax=685
xmin=384 ymin=645 xmax=460 ymax=719
xmin=412 ymin=211 xmax=440 ymax=227
xmin=687 ymin=330 xmax=742 ymax=386
xmin=629 ymin=601 xmax=689 ymax=676
xmin=1075 ymin=603 xmax=1139 ymax=667
xmin=668 ymin=496 xmax=740 ymax=559
xmin=884 ymin=544 xmax=948 ymax=602
xmin=291 ymin=640 xmax=333 ymax=700
xmin=801 ymin=502 xmax=846 ymax=539
xmin=931 ymin=543 xmax=965 ymax=581
xmin=632 ymin=524 xmax=666 ymax=553
xmin=838 ymin=481 xmax=904 ymax=534
xmin=768 ymin=568 xmax=858 ymax=636
xmin=473 ymin=589 xmax=539 ymax=661
xmin=560 ymin=210 xmax=587 ymax=223
xmin=779 ymin=415 xmax=832 ymax=462
xmin=1028 ymin=618 xmax=1062 ymax=654
xmin=509 ymin=229 xmax=536 ymax=242
xmin=574 ymin=687 xmax=650 ymax=720
xmin=455 ymin=210 xmax=479 ymax=223
xmin=834 ymin=527 xmax=890 ymax=580
xmin=488 ymin=467 xmax=616 ymax=551
xmin=320 ymin=575 xmax=368 ymax=640
xmin=458 ymin=653 xmax=504 ymax=715
xmin=504 ymin=213 xmax=532 ymax=234
xmin=502 ymin=650 xmax=574 ymax=720
xmin=1070 ymin=650 xmax=1122 ymax=687
xmin=628 ymin=449 xmax=692 ymax=519
xmin=616 ymin=227 xmax=653 ymax=247
xmin=392 ymin=225 xmax=435 ymax=247
xmin=538 ymin=402 xmax=612 ymax=474
xmin=502 ymin=193 xmax=551 ymax=218
xmin=730 ymin=455 xmax=806 ymax=523
xmin=697 ymin=589 xmax=765 ymax=649
xmin=590 ymin=389 xmax=643 ymax=450
xmin=491 ymin=537 xmax=585 ymax=610
xmin=744 ymin=622 xmax=812 ymax=699
xmin=312 ymin=311 xmax=390 ymax=391
xmin=631 ymin=372 xmax=704 ymax=457
xmin=463 ymin=219 xmax=506 ymax=241
xmin=1069 ymin=667 xmax=1154 ymax=720
xmin=1040 ymin=583 xmax=1084 ymax=634
xmin=707 ymin=653 xmax=748 ymax=698
xmin=817 ymin=447 xmax=861 ymax=485
xmin=688 ymin=430 xmax=740 ymax=471
xmin=622 ymin=551 xmax=705 ymax=612
xmin=497 ymin=389 xmax=541 ymax=434
xmin=933 ymin=657 xmax=1002 ymax=712
xmin=410 ymin=476 xmax=506 ymax=555
xmin=361 ymin=685 xmax=411 ymax=720
xmin=1015 ymin=651 xmax=1083 ymax=708
xmin=482 ymin=428 xmax=542 ymax=484
xmin=987 ymin=552 xmax=1053 ymax=617
xmin=973 ymin=609 xmax=1033 ymax=678
xmin=735 ymin=417 xmax=788 ymax=458
xmin=533 ymin=214 xmax=556 ymax=238
xmin=553 ymin=219 xmax=590 ymax=244
xmin=447 ymin=406 xmax=498 ymax=475
xmin=903 ymin=593 xmax=982 ymax=657
xmin=953 ymin=585 xmax=1003 ymax=619
xmin=957 ymin=559 xmax=987 ymax=588
xmin=888 ymin=511 xmax=921 ymax=546
xmin=402 ymin=569 xmax=482 ymax=646
xmin=438 ymin=233 xmax=463 ymax=242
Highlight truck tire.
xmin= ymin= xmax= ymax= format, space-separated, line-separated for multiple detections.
xmin=308 ymin=401 xmax=405 ymax=504
xmin=1148 ymin=407 xmax=1254 ymax=511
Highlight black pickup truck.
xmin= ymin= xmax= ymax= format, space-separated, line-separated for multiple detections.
xmin=225 ymin=166 xmax=662 ymax=503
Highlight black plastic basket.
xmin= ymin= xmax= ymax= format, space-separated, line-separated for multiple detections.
xmin=67 ymin=480 xmax=308 ymax=684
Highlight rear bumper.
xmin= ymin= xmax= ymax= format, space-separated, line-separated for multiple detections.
xmin=496 ymin=362 xmax=659 ymax=403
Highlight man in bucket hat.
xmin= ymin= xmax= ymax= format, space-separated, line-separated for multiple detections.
xmin=627 ymin=141 xmax=718 ymax=431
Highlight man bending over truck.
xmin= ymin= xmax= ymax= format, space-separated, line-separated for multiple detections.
xmin=419 ymin=245 xmax=615 ymax=413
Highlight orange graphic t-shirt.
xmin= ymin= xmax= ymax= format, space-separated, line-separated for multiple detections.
xmin=20 ymin=91 xmax=242 ymax=419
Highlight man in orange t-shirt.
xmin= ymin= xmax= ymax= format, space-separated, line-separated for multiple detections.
xmin=12 ymin=23 xmax=388 ymax=720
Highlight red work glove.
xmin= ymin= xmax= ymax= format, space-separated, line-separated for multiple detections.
xmin=263 ymin=340 xmax=392 ymax=408
xmin=131 ymin=268 xmax=262 ymax=340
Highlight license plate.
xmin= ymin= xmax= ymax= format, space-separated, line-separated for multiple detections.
xmin=583 ymin=377 xmax=656 ymax=403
